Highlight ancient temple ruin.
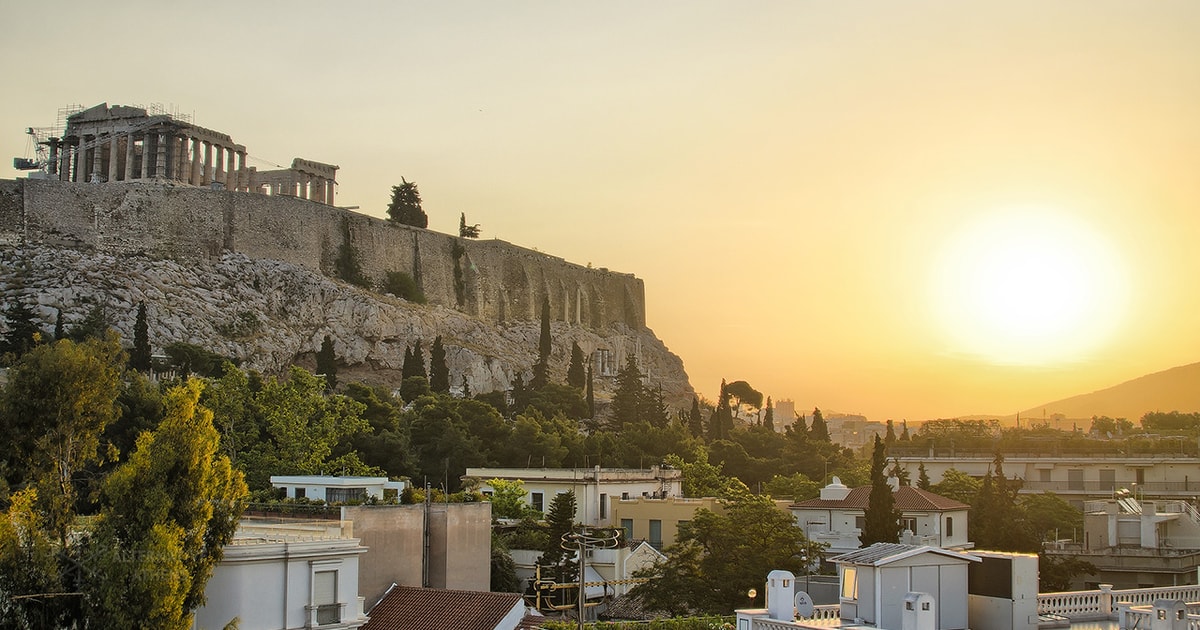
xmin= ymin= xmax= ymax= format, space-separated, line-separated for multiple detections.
xmin=28 ymin=103 xmax=338 ymax=204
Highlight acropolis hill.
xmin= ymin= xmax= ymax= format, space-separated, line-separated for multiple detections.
xmin=1 ymin=104 xmax=693 ymax=405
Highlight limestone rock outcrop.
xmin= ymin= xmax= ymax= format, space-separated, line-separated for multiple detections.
xmin=0 ymin=247 xmax=694 ymax=408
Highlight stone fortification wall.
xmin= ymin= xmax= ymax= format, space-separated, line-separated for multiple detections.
xmin=8 ymin=178 xmax=644 ymax=329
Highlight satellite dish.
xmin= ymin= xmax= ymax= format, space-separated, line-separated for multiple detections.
xmin=794 ymin=591 xmax=814 ymax=618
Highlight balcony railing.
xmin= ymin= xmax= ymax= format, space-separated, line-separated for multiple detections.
xmin=305 ymin=602 xmax=344 ymax=627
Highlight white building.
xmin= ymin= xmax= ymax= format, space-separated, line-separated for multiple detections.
xmin=789 ymin=477 xmax=971 ymax=555
xmin=192 ymin=517 xmax=368 ymax=630
xmin=463 ymin=466 xmax=683 ymax=527
xmin=270 ymin=475 xmax=408 ymax=503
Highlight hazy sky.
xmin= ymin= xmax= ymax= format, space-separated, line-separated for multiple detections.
xmin=3 ymin=1 xmax=1198 ymax=422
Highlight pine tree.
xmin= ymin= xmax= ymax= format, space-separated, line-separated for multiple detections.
xmin=860 ymin=435 xmax=901 ymax=547
xmin=458 ymin=212 xmax=480 ymax=238
xmin=429 ymin=335 xmax=450 ymax=393
xmin=531 ymin=296 xmax=551 ymax=389
xmin=386 ymin=178 xmax=428 ymax=228
xmin=315 ymin=335 xmax=337 ymax=389
xmin=566 ymin=341 xmax=586 ymax=389
xmin=130 ymin=302 xmax=152 ymax=372
xmin=764 ymin=397 xmax=775 ymax=432
xmin=510 ymin=373 xmax=530 ymax=414
xmin=809 ymin=407 xmax=830 ymax=442
xmin=2 ymin=298 xmax=41 ymax=357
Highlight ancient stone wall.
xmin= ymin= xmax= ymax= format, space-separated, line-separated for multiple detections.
xmin=6 ymin=179 xmax=645 ymax=328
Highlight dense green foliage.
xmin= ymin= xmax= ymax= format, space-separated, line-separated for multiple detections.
xmin=860 ymin=435 xmax=900 ymax=546
xmin=130 ymin=302 xmax=152 ymax=372
xmin=0 ymin=339 xmax=247 ymax=627
xmin=386 ymin=178 xmax=428 ymax=228
xmin=316 ymin=334 xmax=338 ymax=389
xmin=630 ymin=492 xmax=826 ymax=615
xmin=382 ymin=270 xmax=426 ymax=303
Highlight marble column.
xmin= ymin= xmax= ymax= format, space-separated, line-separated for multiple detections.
xmin=225 ymin=150 xmax=236 ymax=189
xmin=235 ymin=151 xmax=247 ymax=191
xmin=124 ymin=135 xmax=136 ymax=181
xmin=175 ymin=136 xmax=187 ymax=181
xmin=189 ymin=139 xmax=201 ymax=184
xmin=141 ymin=134 xmax=152 ymax=179
xmin=48 ymin=141 xmax=59 ymax=176
xmin=155 ymin=133 xmax=168 ymax=178
xmin=214 ymin=145 xmax=225 ymax=186
xmin=108 ymin=135 xmax=120 ymax=182
xmin=325 ymin=179 xmax=335 ymax=205
xmin=58 ymin=141 xmax=70 ymax=180
xmin=91 ymin=137 xmax=105 ymax=182
xmin=201 ymin=142 xmax=212 ymax=185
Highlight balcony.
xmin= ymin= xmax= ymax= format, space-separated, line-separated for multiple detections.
xmin=305 ymin=602 xmax=345 ymax=627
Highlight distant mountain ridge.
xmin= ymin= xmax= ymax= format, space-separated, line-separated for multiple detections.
xmin=1018 ymin=362 xmax=1200 ymax=422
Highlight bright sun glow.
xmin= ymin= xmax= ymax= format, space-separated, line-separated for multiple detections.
xmin=930 ymin=206 xmax=1128 ymax=365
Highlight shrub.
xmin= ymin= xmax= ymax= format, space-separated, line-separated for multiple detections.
xmin=382 ymin=270 xmax=426 ymax=303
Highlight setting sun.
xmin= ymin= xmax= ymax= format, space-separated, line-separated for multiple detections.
xmin=930 ymin=206 xmax=1129 ymax=366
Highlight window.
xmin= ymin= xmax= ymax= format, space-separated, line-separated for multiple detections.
xmin=531 ymin=492 xmax=544 ymax=513
xmin=1068 ymin=469 xmax=1084 ymax=491
xmin=901 ymin=517 xmax=917 ymax=533
xmin=621 ymin=492 xmax=630 ymax=500
xmin=313 ymin=570 xmax=339 ymax=625
xmin=1100 ymin=469 xmax=1116 ymax=491
xmin=600 ymin=493 xmax=608 ymax=520
xmin=649 ymin=519 xmax=662 ymax=548
xmin=295 ymin=487 xmax=306 ymax=499
xmin=326 ymin=487 xmax=366 ymax=504
xmin=1039 ymin=469 xmax=1051 ymax=483
xmin=841 ymin=567 xmax=858 ymax=599
xmin=1137 ymin=468 xmax=1146 ymax=485
xmin=946 ymin=516 xmax=954 ymax=537
xmin=621 ymin=518 xmax=633 ymax=542
xmin=854 ymin=516 xmax=865 ymax=530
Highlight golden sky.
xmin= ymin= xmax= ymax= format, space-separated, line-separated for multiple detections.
xmin=3 ymin=1 xmax=1198 ymax=421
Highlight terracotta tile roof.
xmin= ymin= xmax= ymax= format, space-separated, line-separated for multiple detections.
xmin=791 ymin=486 xmax=969 ymax=511
xmin=363 ymin=585 xmax=535 ymax=630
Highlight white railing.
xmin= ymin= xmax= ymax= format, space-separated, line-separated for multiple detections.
xmin=1039 ymin=584 xmax=1200 ymax=626
xmin=1118 ymin=603 xmax=1200 ymax=630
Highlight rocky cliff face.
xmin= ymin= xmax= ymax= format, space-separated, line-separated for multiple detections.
xmin=0 ymin=246 xmax=694 ymax=408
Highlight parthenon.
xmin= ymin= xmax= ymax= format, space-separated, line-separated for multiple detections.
xmin=37 ymin=103 xmax=338 ymax=205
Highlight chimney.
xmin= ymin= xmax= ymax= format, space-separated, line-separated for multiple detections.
xmin=766 ymin=570 xmax=795 ymax=621
xmin=820 ymin=477 xmax=851 ymax=501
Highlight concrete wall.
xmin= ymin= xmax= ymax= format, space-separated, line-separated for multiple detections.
xmin=343 ymin=502 xmax=491 ymax=611
xmin=5 ymin=178 xmax=645 ymax=329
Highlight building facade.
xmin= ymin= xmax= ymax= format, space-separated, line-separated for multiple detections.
xmin=789 ymin=478 xmax=971 ymax=555
xmin=464 ymin=466 xmax=684 ymax=527
xmin=192 ymin=518 xmax=368 ymax=630
xmin=30 ymin=102 xmax=338 ymax=204
xmin=270 ymin=475 xmax=408 ymax=504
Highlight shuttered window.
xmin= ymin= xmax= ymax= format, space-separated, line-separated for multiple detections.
xmin=314 ymin=570 xmax=339 ymax=624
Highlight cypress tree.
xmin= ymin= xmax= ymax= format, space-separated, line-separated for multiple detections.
xmin=764 ymin=396 xmax=775 ymax=432
xmin=860 ymin=435 xmax=901 ymax=547
xmin=585 ymin=365 xmax=594 ymax=419
xmin=885 ymin=419 xmax=896 ymax=446
xmin=429 ymin=335 xmax=450 ymax=393
xmin=687 ymin=397 xmax=704 ymax=438
xmin=809 ymin=407 xmax=830 ymax=442
xmin=610 ymin=355 xmax=646 ymax=431
xmin=532 ymin=296 xmax=551 ymax=389
xmin=130 ymin=302 xmax=152 ymax=372
xmin=53 ymin=308 xmax=64 ymax=341
xmin=566 ymin=341 xmax=586 ymax=389
xmin=315 ymin=334 xmax=337 ymax=389
xmin=917 ymin=462 xmax=931 ymax=490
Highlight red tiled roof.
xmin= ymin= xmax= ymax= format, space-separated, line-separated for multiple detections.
xmin=363 ymin=585 xmax=533 ymax=630
xmin=791 ymin=486 xmax=968 ymax=511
